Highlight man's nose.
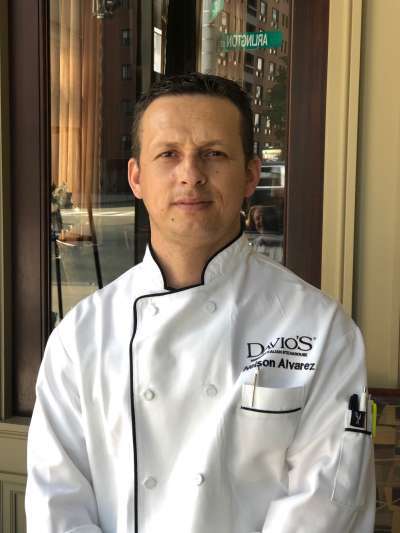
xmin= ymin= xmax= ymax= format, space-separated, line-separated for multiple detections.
xmin=179 ymin=156 xmax=207 ymax=186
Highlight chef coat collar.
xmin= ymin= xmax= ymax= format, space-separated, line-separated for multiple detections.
xmin=142 ymin=230 xmax=249 ymax=291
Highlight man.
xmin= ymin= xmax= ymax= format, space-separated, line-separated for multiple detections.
xmin=26 ymin=73 xmax=375 ymax=532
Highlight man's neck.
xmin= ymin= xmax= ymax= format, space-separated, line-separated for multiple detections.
xmin=150 ymin=231 xmax=239 ymax=289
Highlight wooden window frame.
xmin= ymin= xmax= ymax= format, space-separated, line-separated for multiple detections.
xmin=0 ymin=0 xmax=12 ymax=421
xmin=3 ymin=0 xmax=329 ymax=417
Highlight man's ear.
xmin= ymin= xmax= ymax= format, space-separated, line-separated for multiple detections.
xmin=244 ymin=157 xmax=261 ymax=198
xmin=128 ymin=158 xmax=143 ymax=199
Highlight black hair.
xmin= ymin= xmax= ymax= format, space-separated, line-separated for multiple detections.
xmin=131 ymin=72 xmax=254 ymax=163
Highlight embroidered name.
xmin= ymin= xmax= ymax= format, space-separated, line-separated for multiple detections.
xmin=243 ymin=358 xmax=316 ymax=372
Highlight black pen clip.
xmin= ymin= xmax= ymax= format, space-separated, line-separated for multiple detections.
xmin=349 ymin=394 xmax=359 ymax=411
xmin=348 ymin=393 xmax=365 ymax=428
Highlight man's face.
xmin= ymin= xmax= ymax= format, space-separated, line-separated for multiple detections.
xmin=253 ymin=208 xmax=265 ymax=233
xmin=128 ymin=95 xmax=260 ymax=251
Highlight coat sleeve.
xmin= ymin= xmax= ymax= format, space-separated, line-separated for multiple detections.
xmin=260 ymin=324 xmax=376 ymax=533
xmin=25 ymin=328 xmax=102 ymax=533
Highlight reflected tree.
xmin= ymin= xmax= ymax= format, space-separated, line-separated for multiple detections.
xmin=265 ymin=61 xmax=288 ymax=145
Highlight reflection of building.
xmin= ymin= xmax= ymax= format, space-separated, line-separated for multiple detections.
xmin=205 ymin=0 xmax=290 ymax=160
xmin=101 ymin=2 xmax=138 ymax=203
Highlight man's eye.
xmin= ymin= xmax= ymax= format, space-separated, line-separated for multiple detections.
xmin=204 ymin=150 xmax=225 ymax=158
xmin=159 ymin=151 xmax=177 ymax=158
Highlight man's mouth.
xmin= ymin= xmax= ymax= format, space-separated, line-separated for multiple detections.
xmin=172 ymin=199 xmax=213 ymax=210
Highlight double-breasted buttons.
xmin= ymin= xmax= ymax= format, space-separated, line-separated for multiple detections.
xmin=143 ymin=476 xmax=157 ymax=489
xmin=194 ymin=473 xmax=205 ymax=486
xmin=205 ymin=384 xmax=218 ymax=397
xmin=143 ymin=388 xmax=156 ymax=401
xmin=205 ymin=301 xmax=217 ymax=313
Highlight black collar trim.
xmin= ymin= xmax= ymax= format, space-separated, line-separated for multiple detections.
xmin=148 ymin=228 xmax=244 ymax=292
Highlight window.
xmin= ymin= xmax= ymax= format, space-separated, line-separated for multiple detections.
xmin=245 ymin=82 xmax=253 ymax=94
xmin=121 ymin=63 xmax=132 ymax=80
xmin=260 ymin=1 xmax=267 ymax=16
xmin=272 ymin=7 xmax=279 ymax=25
xmin=268 ymin=61 xmax=275 ymax=74
xmin=5 ymin=0 xmax=331 ymax=418
xmin=245 ymin=53 xmax=255 ymax=74
xmin=247 ymin=0 xmax=257 ymax=17
xmin=254 ymin=113 xmax=260 ymax=126
xmin=255 ymin=85 xmax=263 ymax=99
xmin=121 ymin=99 xmax=133 ymax=116
xmin=245 ymin=52 xmax=255 ymax=67
xmin=246 ymin=23 xmax=256 ymax=33
xmin=121 ymin=29 xmax=131 ymax=46
xmin=253 ymin=141 xmax=260 ymax=155
xmin=153 ymin=27 xmax=163 ymax=73
xmin=257 ymin=56 xmax=264 ymax=70
xmin=121 ymin=134 xmax=131 ymax=155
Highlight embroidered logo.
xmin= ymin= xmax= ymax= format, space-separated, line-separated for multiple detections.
xmin=242 ymin=335 xmax=318 ymax=373
xmin=246 ymin=335 xmax=316 ymax=361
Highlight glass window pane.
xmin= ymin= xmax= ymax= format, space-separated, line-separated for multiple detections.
xmin=50 ymin=0 xmax=169 ymax=327
xmin=199 ymin=0 xmax=291 ymax=265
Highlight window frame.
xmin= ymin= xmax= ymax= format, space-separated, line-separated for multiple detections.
xmin=0 ymin=0 xmax=12 ymax=421
xmin=3 ymin=0 xmax=330 ymax=417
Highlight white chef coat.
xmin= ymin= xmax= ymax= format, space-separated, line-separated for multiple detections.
xmin=26 ymin=233 xmax=376 ymax=533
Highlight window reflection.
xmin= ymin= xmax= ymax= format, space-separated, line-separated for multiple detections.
xmin=200 ymin=0 xmax=291 ymax=264
xmin=49 ymin=0 xmax=160 ymax=327
xmin=49 ymin=0 xmax=289 ymax=327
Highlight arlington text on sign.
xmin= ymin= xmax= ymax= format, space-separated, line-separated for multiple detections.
xmin=220 ymin=31 xmax=283 ymax=51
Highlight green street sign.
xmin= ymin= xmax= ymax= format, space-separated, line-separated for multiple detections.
xmin=210 ymin=0 xmax=224 ymax=21
xmin=220 ymin=31 xmax=283 ymax=51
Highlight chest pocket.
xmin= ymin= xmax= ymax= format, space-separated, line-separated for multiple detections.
xmin=224 ymin=384 xmax=305 ymax=482
xmin=239 ymin=384 xmax=305 ymax=450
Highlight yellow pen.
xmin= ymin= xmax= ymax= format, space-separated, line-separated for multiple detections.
xmin=372 ymin=400 xmax=377 ymax=438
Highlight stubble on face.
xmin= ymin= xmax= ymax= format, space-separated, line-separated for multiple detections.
xmin=129 ymin=95 xmax=260 ymax=256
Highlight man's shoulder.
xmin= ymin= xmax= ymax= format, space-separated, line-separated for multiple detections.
xmin=248 ymin=250 xmax=327 ymax=299
xmin=247 ymin=250 xmax=356 ymax=339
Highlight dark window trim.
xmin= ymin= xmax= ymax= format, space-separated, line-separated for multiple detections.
xmin=9 ymin=0 xmax=51 ymax=416
xmin=7 ymin=0 xmax=329 ymax=416
xmin=0 ymin=0 xmax=13 ymax=421
xmin=165 ymin=0 xmax=197 ymax=75
xmin=285 ymin=0 xmax=329 ymax=286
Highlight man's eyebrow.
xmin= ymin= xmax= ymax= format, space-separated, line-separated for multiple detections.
xmin=152 ymin=142 xmax=179 ymax=150
xmin=152 ymin=140 xmax=228 ymax=150
xmin=200 ymin=140 xmax=227 ymax=148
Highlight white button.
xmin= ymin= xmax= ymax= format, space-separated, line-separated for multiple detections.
xmin=143 ymin=476 xmax=157 ymax=489
xmin=205 ymin=384 xmax=218 ymax=397
xmin=194 ymin=473 xmax=205 ymax=486
xmin=143 ymin=389 xmax=155 ymax=401
xmin=148 ymin=303 xmax=159 ymax=316
xmin=205 ymin=301 xmax=217 ymax=313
